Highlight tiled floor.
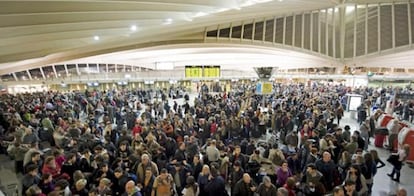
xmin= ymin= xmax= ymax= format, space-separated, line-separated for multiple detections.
xmin=1 ymin=95 xmax=413 ymax=195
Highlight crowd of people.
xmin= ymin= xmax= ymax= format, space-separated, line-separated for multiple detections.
xmin=0 ymin=83 xmax=411 ymax=196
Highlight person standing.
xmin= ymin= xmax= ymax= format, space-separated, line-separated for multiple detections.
xmin=233 ymin=173 xmax=257 ymax=196
xmin=256 ymin=176 xmax=277 ymax=196
xmin=387 ymin=144 xmax=411 ymax=183
xmin=359 ymin=120 xmax=370 ymax=151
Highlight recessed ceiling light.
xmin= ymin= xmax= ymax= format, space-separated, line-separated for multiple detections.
xmin=130 ymin=25 xmax=137 ymax=31
xmin=163 ymin=18 xmax=173 ymax=25
xmin=93 ymin=36 xmax=100 ymax=41
xmin=194 ymin=12 xmax=208 ymax=18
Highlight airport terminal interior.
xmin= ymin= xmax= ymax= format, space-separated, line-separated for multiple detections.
xmin=1 ymin=0 xmax=414 ymax=196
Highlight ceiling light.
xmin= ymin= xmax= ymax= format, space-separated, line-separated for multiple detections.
xmin=164 ymin=18 xmax=173 ymax=25
xmin=193 ymin=12 xmax=208 ymax=18
xmin=93 ymin=36 xmax=100 ymax=41
xmin=130 ymin=25 xmax=137 ymax=31
xmin=216 ymin=8 xmax=230 ymax=13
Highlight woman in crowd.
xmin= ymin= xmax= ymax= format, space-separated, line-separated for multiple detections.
xmin=197 ymin=165 xmax=210 ymax=196
xmin=387 ymin=144 xmax=411 ymax=183
xmin=344 ymin=165 xmax=368 ymax=196
xmin=182 ymin=176 xmax=199 ymax=196
xmin=276 ymin=161 xmax=292 ymax=188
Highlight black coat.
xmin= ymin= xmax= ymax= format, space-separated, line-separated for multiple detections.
xmin=204 ymin=176 xmax=227 ymax=196
xmin=233 ymin=179 xmax=257 ymax=196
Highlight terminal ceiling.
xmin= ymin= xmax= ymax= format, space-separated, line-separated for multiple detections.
xmin=0 ymin=0 xmax=411 ymax=75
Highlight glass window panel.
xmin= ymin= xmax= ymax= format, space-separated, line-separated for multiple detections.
xmin=304 ymin=14 xmax=311 ymax=50
xmin=66 ymin=64 xmax=77 ymax=75
xmin=254 ymin=21 xmax=264 ymax=41
xmin=285 ymin=16 xmax=293 ymax=45
xmin=42 ymin=66 xmax=54 ymax=79
xmin=1 ymin=73 xmax=15 ymax=82
xmin=320 ymin=13 xmax=326 ymax=54
xmin=395 ymin=4 xmax=409 ymax=47
xmin=334 ymin=10 xmax=341 ymax=58
xmin=295 ymin=15 xmax=303 ymax=48
xmin=312 ymin=13 xmax=319 ymax=52
xmin=368 ymin=6 xmax=378 ymax=53
xmin=265 ymin=19 xmax=274 ymax=42
xmin=55 ymin=65 xmax=66 ymax=77
xmin=117 ymin=65 xmax=125 ymax=72
xmin=29 ymin=68 xmax=43 ymax=80
xmin=78 ymin=64 xmax=87 ymax=75
xmin=344 ymin=7 xmax=355 ymax=58
xmin=411 ymin=3 xmax=414 ymax=44
xmin=275 ymin=18 xmax=284 ymax=43
xmin=108 ymin=64 xmax=116 ymax=73
xmin=15 ymin=71 xmax=29 ymax=81
xmin=380 ymin=5 xmax=392 ymax=50
xmin=356 ymin=7 xmax=366 ymax=56
xmin=243 ymin=23 xmax=253 ymax=39
xmin=219 ymin=27 xmax=230 ymax=38
xmin=327 ymin=9 xmax=334 ymax=57
xmin=206 ymin=30 xmax=218 ymax=37
xmin=232 ymin=25 xmax=242 ymax=39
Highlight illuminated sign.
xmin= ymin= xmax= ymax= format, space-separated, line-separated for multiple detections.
xmin=185 ymin=66 xmax=220 ymax=78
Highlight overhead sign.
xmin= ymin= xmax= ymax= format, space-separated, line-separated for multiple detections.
xmin=185 ymin=66 xmax=220 ymax=78
xmin=185 ymin=66 xmax=203 ymax=78
xmin=256 ymin=82 xmax=273 ymax=94
xmin=203 ymin=66 xmax=220 ymax=77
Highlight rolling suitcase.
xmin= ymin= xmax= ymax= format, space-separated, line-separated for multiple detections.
xmin=374 ymin=134 xmax=386 ymax=147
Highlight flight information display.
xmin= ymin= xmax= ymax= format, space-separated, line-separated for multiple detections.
xmin=185 ymin=66 xmax=203 ymax=78
xmin=203 ymin=66 xmax=220 ymax=77
xmin=185 ymin=66 xmax=220 ymax=78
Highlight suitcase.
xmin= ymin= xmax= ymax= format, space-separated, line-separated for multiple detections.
xmin=375 ymin=134 xmax=386 ymax=147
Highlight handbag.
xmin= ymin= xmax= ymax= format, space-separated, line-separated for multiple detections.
xmin=387 ymin=154 xmax=399 ymax=166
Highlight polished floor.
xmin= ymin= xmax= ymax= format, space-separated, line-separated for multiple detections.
xmin=0 ymin=95 xmax=413 ymax=195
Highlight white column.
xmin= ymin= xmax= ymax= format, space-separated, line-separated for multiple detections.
xmin=392 ymin=2 xmax=396 ymax=48
xmin=292 ymin=14 xmax=296 ymax=46
xmin=52 ymin=65 xmax=58 ymax=78
xmin=12 ymin=73 xmax=18 ymax=81
xmin=26 ymin=70 xmax=32 ymax=80
xmin=318 ymin=11 xmax=321 ymax=53
xmin=283 ymin=16 xmax=287 ymax=45
xmin=325 ymin=9 xmax=329 ymax=56
xmin=241 ymin=21 xmax=245 ymax=41
xmin=252 ymin=19 xmax=256 ymax=42
xmin=229 ymin=22 xmax=233 ymax=40
xmin=262 ymin=18 xmax=266 ymax=42
xmin=378 ymin=4 xmax=381 ymax=52
xmin=408 ymin=1 xmax=412 ymax=45
xmin=354 ymin=4 xmax=357 ymax=58
xmin=64 ymin=64 xmax=69 ymax=76
xmin=273 ymin=17 xmax=277 ymax=44
xmin=365 ymin=4 xmax=369 ymax=55
xmin=333 ymin=9 xmax=336 ymax=58
xmin=40 ymin=67 xmax=46 ymax=79
xmin=310 ymin=12 xmax=313 ymax=50
xmin=217 ymin=25 xmax=220 ymax=40
xmin=302 ymin=13 xmax=305 ymax=48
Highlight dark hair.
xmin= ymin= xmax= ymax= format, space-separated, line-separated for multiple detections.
xmin=42 ymin=173 xmax=51 ymax=181
xmin=185 ymin=176 xmax=198 ymax=195
xmin=307 ymin=163 xmax=316 ymax=170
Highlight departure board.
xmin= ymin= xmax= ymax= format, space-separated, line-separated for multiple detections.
xmin=203 ymin=66 xmax=220 ymax=77
xmin=185 ymin=66 xmax=203 ymax=78
xmin=185 ymin=66 xmax=220 ymax=78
